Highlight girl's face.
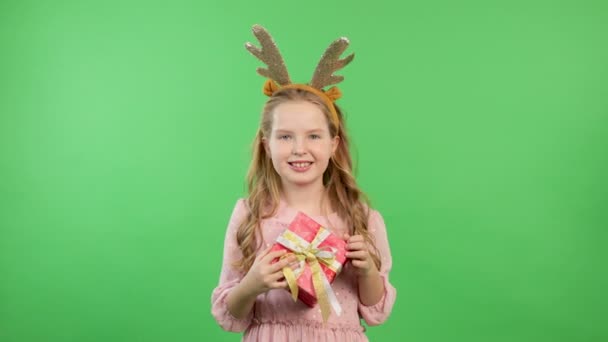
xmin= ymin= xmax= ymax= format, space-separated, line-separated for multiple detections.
xmin=263 ymin=100 xmax=339 ymax=190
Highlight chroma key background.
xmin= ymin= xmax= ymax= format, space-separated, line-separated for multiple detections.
xmin=1 ymin=1 xmax=606 ymax=341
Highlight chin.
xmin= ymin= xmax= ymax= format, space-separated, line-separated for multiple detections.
xmin=285 ymin=177 xmax=321 ymax=188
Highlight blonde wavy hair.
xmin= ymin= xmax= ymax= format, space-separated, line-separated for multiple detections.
xmin=234 ymin=88 xmax=381 ymax=272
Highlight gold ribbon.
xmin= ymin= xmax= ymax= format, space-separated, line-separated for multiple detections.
xmin=276 ymin=227 xmax=343 ymax=322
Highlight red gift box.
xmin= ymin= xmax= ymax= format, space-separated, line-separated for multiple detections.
xmin=271 ymin=212 xmax=347 ymax=307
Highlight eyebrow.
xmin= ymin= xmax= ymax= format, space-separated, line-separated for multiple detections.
xmin=274 ymin=129 xmax=325 ymax=134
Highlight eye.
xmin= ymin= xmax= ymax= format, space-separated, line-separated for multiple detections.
xmin=310 ymin=134 xmax=321 ymax=140
xmin=278 ymin=134 xmax=291 ymax=140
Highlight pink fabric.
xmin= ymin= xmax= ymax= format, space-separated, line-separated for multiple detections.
xmin=211 ymin=199 xmax=396 ymax=341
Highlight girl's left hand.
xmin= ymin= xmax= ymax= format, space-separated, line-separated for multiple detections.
xmin=344 ymin=233 xmax=378 ymax=278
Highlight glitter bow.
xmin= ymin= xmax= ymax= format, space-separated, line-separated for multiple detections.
xmin=276 ymin=227 xmax=343 ymax=322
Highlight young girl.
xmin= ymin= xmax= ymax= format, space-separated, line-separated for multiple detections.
xmin=211 ymin=25 xmax=396 ymax=341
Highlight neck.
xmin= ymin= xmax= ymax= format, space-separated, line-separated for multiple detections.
xmin=281 ymin=181 xmax=329 ymax=216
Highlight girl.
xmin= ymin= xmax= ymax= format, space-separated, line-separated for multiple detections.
xmin=211 ymin=25 xmax=396 ymax=341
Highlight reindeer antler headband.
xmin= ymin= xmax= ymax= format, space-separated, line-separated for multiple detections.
xmin=245 ymin=24 xmax=354 ymax=129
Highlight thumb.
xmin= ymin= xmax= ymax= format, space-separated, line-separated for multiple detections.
xmin=255 ymin=245 xmax=273 ymax=261
xmin=343 ymin=232 xmax=350 ymax=241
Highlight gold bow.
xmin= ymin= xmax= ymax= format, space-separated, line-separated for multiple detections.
xmin=277 ymin=228 xmax=343 ymax=322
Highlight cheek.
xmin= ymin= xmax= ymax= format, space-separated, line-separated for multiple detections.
xmin=315 ymin=143 xmax=335 ymax=158
xmin=269 ymin=142 xmax=290 ymax=159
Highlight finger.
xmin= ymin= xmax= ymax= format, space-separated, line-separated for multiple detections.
xmin=270 ymin=255 xmax=298 ymax=272
xmin=346 ymin=250 xmax=368 ymax=260
xmin=351 ymin=259 xmax=368 ymax=268
xmin=347 ymin=241 xmax=366 ymax=251
xmin=343 ymin=232 xmax=350 ymax=241
xmin=267 ymin=269 xmax=286 ymax=281
xmin=255 ymin=246 xmax=274 ymax=261
xmin=270 ymin=280 xmax=288 ymax=289
xmin=262 ymin=249 xmax=289 ymax=263
xmin=348 ymin=235 xmax=365 ymax=243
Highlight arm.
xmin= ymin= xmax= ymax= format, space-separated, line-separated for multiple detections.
xmin=226 ymin=247 xmax=293 ymax=319
xmin=357 ymin=263 xmax=385 ymax=306
xmin=211 ymin=200 xmax=296 ymax=331
xmin=345 ymin=233 xmax=385 ymax=306
xmin=210 ymin=199 xmax=253 ymax=332
xmin=346 ymin=210 xmax=396 ymax=326
xmin=225 ymin=276 xmax=259 ymax=319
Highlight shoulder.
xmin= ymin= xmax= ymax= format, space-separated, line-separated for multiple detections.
xmin=362 ymin=204 xmax=386 ymax=231
xmin=227 ymin=198 xmax=250 ymax=227
xmin=233 ymin=198 xmax=249 ymax=212
xmin=360 ymin=202 xmax=383 ymax=220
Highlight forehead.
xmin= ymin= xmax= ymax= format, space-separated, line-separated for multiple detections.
xmin=271 ymin=101 xmax=329 ymax=131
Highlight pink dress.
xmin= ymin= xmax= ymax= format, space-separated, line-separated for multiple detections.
xmin=211 ymin=199 xmax=396 ymax=341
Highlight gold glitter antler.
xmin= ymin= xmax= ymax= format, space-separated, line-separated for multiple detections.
xmin=245 ymin=25 xmax=291 ymax=86
xmin=310 ymin=37 xmax=354 ymax=89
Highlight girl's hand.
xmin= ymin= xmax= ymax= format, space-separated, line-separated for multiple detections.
xmin=242 ymin=246 xmax=298 ymax=296
xmin=344 ymin=233 xmax=379 ymax=278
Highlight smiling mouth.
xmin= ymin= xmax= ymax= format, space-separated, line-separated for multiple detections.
xmin=288 ymin=161 xmax=313 ymax=171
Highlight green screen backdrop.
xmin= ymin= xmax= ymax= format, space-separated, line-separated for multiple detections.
xmin=1 ymin=1 xmax=607 ymax=341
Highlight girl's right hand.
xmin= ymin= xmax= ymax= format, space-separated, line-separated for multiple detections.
xmin=241 ymin=246 xmax=298 ymax=296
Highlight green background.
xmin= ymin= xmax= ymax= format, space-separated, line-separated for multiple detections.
xmin=1 ymin=0 xmax=607 ymax=341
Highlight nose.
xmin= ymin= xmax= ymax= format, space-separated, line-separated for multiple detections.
xmin=291 ymin=137 xmax=307 ymax=155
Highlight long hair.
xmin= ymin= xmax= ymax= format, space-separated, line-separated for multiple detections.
xmin=234 ymin=88 xmax=381 ymax=272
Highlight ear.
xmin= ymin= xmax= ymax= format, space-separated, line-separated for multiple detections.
xmin=331 ymin=135 xmax=340 ymax=155
xmin=262 ymin=136 xmax=270 ymax=156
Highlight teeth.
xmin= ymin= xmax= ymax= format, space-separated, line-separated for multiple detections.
xmin=291 ymin=162 xmax=311 ymax=168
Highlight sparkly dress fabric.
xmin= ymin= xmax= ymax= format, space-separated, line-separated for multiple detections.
xmin=211 ymin=199 xmax=396 ymax=341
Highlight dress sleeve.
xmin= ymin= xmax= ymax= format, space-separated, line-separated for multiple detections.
xmin=358 ymin=209 xmax=397 ymax=326
xmin=211 ymin=199 xmax=253 ymax=332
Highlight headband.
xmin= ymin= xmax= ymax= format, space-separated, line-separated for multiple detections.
xmin=245 ymin=25 xmax=354 ymax=129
